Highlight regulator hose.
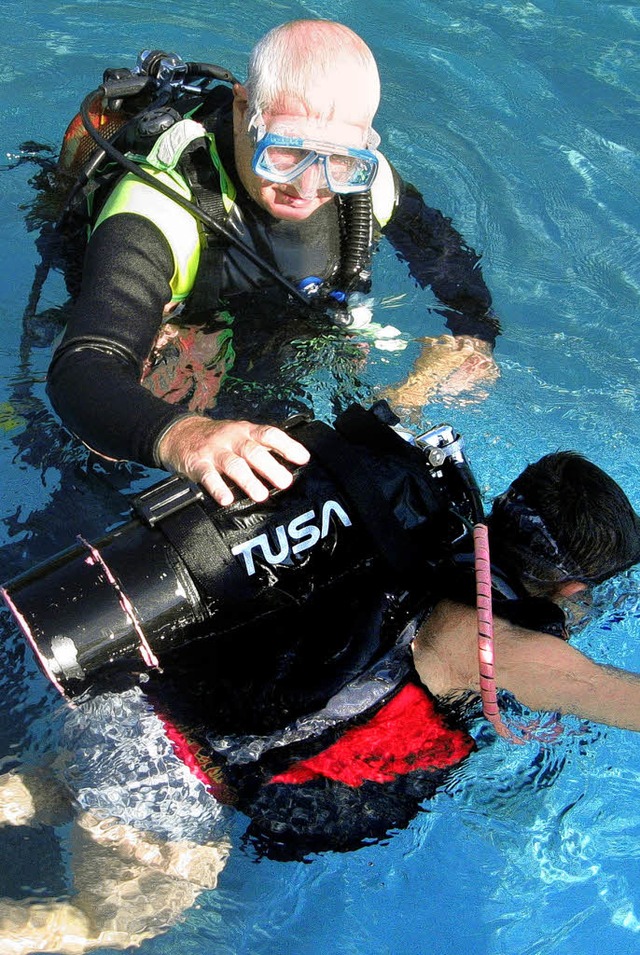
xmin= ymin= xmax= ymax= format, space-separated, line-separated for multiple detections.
xmin=338 ymin=192 xmax=374 ymax=291
xmin=473 ymin=523 xmax=562 ymax=745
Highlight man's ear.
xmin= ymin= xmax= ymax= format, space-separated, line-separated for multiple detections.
xmin=233 ymin=83 xmax=249 ymax=115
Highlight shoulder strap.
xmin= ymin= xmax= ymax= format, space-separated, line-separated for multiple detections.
xmin=176 ymin=140 xmax=229 ymax=314
xmin=131 ymin=475 xmax=253 ymax=600
xmin=177 ymin=140 xmax=227 ymax=226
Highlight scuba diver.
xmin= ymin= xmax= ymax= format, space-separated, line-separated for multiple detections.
xmin=2 ymin=399 xmax=640 ymax=953
xmin=2 ymin=399 xmax=640 ymax=882
xmin=3 ymin=22 xmax=639 ymax=952
xmin=39 ymin=19 xmax=500 ymax=509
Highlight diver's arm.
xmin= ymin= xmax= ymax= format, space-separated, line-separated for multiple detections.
xmin=381 ymin=180 xmax=500 ymax=406
xmin=414 ymin=600 xmax=640 ymax=732
xmin=497 ymin=631 xmax=640 ymax=733
xmin=0 ymin=808 xmax=229 ymax=954
xmin=0 ymin=767 xmax=73 ymax=827
xmin=47 ymin=215 xmax=309 ymax=504
xmin=47 ymin=213 xmax=195 ymax=466
xmin=381 ymin=333 xmax=499 ymax=408
xmin=74 ymin=810 xmax=228 ymax=890
xmin=383 ymin=180 xmax=500 ymax=344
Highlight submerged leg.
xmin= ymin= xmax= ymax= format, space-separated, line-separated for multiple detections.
xmin=0 ymin=809 xmax=230 ymax=954
xmin=0 ymin=765 xmax=73 ymax=828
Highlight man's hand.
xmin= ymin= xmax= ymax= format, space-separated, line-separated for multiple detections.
xmin=383 ymin=334 xmax=499 ymax=409
xmin=158 ymin=416 xmax=310 ymax=506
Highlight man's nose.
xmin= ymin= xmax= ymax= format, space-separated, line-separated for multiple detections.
xmin=292 ymin=159 xmax=329 ymax=199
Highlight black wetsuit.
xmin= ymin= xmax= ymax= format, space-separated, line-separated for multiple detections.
xmin=46 ymin=92 xmax=499 ymax=469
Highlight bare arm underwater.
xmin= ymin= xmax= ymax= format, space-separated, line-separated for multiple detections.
xmin=381 ymin=333 xmax=499 ymax=408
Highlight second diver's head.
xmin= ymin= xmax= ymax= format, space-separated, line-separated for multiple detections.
xmin=232 ymin=19 xmax=381 ymax=222
xmin=487 ymin=451 xmax=640 ymax=599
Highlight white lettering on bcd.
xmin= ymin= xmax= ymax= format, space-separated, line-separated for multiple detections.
xmin=231 ymin=500 xmax=352 ymax=576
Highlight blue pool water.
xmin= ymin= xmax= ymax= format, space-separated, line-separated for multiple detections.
xmin=1 ymin=0 xmax=640 ymax=952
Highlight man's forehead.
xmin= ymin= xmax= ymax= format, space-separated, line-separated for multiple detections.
xmin=263 ymin=94 xmax=371 ymax=146
xmin=265 ymin=88 xmax=373 ymax=127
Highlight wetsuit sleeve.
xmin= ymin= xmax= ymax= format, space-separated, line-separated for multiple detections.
xmin=47 ymin=213 xmax=196 ymax=467
xmin=382 ymin=177 xmax=500 ymax=345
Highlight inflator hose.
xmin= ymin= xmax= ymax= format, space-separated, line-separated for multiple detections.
xmin=473 ymin=523 xmax=525 ymax=744
xmin=473 ymin=523 xmax=562 ymax=745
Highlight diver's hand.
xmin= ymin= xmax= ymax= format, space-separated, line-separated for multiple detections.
xmin=0 ymin=768 xmax=72 ymax=828
xmin=158 ymin=416 xmax=310 ymax=506
xmin=383 ymin=334 xmax=499 ymax=408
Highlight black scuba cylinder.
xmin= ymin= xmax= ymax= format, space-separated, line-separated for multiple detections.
xmin=1 ymin=404 xmax=481 ymax=700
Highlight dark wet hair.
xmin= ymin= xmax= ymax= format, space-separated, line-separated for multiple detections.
xmin=487 ymin=451 xmax=640 ymax=596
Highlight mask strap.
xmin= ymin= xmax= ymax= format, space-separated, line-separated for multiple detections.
xmin=247 ymin=113 xmax=266 ymax=145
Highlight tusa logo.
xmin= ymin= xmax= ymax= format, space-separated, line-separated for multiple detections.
xmin=231 ymin=500 xmax=352 ymax=576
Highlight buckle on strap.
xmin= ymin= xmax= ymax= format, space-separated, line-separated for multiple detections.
xmin=131 ymin=474 xmax=204 ymax=527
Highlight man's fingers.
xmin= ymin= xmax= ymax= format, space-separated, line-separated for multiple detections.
xmin=254 ymin=425 xmax=311 ymax=466
xmin=217 ymin=454 xmax=271 ymax=503
xmin=198 ymin=444 xmax=299 ymax=505
xmin=210 ymin=425 xmax=309 ymax=502
xmin=218 ymin=443 xmax=297 ymax=500
xmin=239 ymin=441 xmax=299 ymax=487
xmin=198 ymin=468 xmax=235 ymax=507
xmin=158 ymin=417 xmax=311 ymax=505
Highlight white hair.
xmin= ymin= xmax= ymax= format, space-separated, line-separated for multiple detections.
xmin=245 ymin=20 xmax=381 ymax=130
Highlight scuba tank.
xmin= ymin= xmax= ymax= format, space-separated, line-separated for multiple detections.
xmin=58 ymin=49 xmax=239 ymax=182
xmin=1 ymin=402 xmax=483 ymax=701
xmin=27 ymin=50 xmax=246 ymax=307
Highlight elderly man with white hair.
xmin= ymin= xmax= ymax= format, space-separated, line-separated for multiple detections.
xmin=47 ymin=19 xmax=499 ymax=507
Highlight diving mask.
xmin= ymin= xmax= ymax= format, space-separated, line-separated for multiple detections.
xmin=251 ymin=124 xmax=380 ymax=194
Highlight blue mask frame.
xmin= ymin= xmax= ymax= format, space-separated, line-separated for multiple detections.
xmin=251 ymin=131 xmax=379 ymax=194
